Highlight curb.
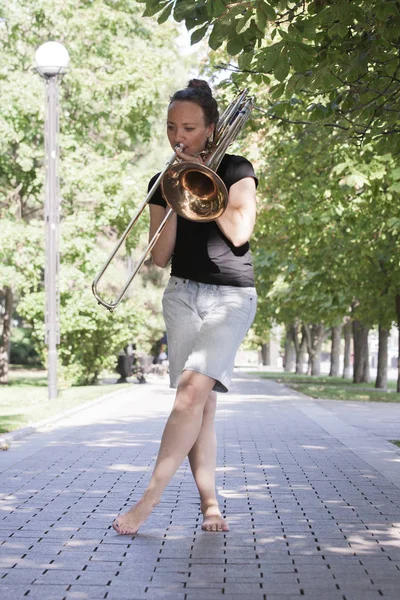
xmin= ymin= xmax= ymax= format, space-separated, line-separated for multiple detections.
xmin=0 ymin=385 xmax=135 ymax=450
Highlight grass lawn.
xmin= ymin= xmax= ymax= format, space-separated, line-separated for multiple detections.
xmin=0 ymin=368 xmax=131 ymax=434
xmin=250 ymin=371 xmax=400 ymax=403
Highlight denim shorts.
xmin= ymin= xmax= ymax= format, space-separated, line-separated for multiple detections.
xmin=162 ymin=276 xmax=257 ymax=393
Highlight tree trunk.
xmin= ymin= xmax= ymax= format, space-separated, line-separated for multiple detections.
xmin=284 ymin=325 xmax=295 ymax=372
xmin=303 ymin=323 xmax=329 ymax=376
xmin=353 ymin=320 xmax=370 ymax=384
xmin=396 ymin=295 xmax=400 ymax=393
xmin=290 ymin=322 xmax=307 ymax=374
xmin=307 ymin=351 xmax=312 ymax=376
xmin=364 ymin=343 xmax=370 ymax=382
xmin=296 ymin=335 xmax=307 ymax=374
xmin=342 ymin=320 xmax=352 ymax=379
xmin=375 ymin=324 xmax=389 ymax=390
xmin=329 ymin=325 xmax=342 ymax=377
xmin=261 ymin=342 xmax=270 ymax=366
xmin=310 ymin=325 xmax=325 ymax=376
xmin=0 ymin=287 xmax=13 ymax=384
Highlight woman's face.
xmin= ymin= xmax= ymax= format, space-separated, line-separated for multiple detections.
xmin=167 ymin=101 xmax=215 ymax=156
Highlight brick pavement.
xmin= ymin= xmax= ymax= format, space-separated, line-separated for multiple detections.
xmin=1 ymin=372 xmax=400 ymax=599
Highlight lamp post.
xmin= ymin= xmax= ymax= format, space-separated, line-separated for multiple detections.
xmin=35 ymin=42 xmax=70 ymax=401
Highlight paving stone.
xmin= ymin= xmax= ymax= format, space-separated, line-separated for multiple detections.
xmin=2 ymin=567 xmax=44 ymax=584
xmin=0 ymin=584 xmax=32 ymax=597
xmin=1 ymin=375 xmax=400 ymax=599
xmin=58 ymin=587 xmax=107 ymax=599
xmin=180 ymin=595 xmax=226 ymax=600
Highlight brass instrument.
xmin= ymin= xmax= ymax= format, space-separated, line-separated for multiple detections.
xmin=92 ymin=89 xmax=254 ymax=311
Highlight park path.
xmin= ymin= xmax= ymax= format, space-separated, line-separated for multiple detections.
xmin=1 ymin=372 xmax=400 ymax=600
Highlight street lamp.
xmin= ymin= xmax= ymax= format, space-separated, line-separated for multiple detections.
xmin=35 ymin=41 xmax=70 ymax=400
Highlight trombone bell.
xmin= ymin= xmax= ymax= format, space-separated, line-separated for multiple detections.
xmin=161 ymin=163 xmax=228 ymax=222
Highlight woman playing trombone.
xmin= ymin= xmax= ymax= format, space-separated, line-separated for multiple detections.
xmin=113 ymin=79 xmax=258 ymax=534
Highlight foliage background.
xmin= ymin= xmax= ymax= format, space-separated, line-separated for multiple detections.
xmin=0 ymin=0 xmax=194 ymax=384
xmin=2 ymin=0 xmax=400 ymax=389
xmin=140 ymin=0 xmax=400 ymax=386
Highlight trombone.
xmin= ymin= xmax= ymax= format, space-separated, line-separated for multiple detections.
xmin=92 ymin=89 xmax=254 ymax=311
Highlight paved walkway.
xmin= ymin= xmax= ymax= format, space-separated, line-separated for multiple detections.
xmin=1 ymin=373 xmax=400 ymax=600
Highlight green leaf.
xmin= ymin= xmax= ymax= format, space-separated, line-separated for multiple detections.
xmin=320 ymin=73 xmax=340 ymax=89
xmin=289 ymin=47 xmax=308 ymax=72
xmin=191 ymin=24 xmax=208 ymax=44
xmin=227 ymin=36 xmax=243 ymax=56
xmin=212 ymin=0 xmax=227 ymax=18
xmin=286 ymin=73 xmax=303 ymax=92
xmin=256 ymin=4 xmax=267 ymax=31
xmin=238 ymin=52 xmax=253 ymax=70
xmin=174 ymin=0 xmax=199 ymax=22
xmin=143 ymin=1 xmax=168 ymax=18
xmin=375 ymin=2 xmax=400 ymax=19
xmin=258 ymin=43 xmax=281 ymax=72
xmin=272 ymin=102 xmax=287 ymax=118
xmin=209 ymin=22 xmax=228 ymax=50
xmin=295 ymin=42 xmax=316 ymax=58
xmin=236 ymin=12 xmax=253 ymax=34
xmin=261 ymin=1 xmax=276 ymax=21
xmin=157 ymin=3 xmax=173 ymax=24
xmin=391 ymin=167 xmax=400 ymax=181
xmin=270 ymin=81 xmax=286 ymax=99
xmin=274 ymin=53 xmax=290 ymax=82
xmin=384 ymin=58 xmax=398 ymax=77
xmin=387 ymin=217 xmax=400 ymax=228
xmin=294 ymin=19 xmax=317 ymax=40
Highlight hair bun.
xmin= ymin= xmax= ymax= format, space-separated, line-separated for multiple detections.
xmin=187 ymin=79 xmax=212 ymax=96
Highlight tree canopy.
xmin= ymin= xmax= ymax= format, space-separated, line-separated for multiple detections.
xmin=0 ymin=0 xmax=190 ymax=383
xmin=141 ymin=0 xmax=400 ymax=152
xmin=139 ymin=0 xmax=400 ymax=385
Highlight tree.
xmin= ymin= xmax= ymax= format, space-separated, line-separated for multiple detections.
xmin=0 ymin=221 xmax=43 ymax=383
xmin=0 ymin=0 xmax=189 ymax=383
xmin=141 ymin=0 xmax=400 ymax=152
xmin=141 ymin=0 xmax=400 ymax=386
xmin=329 ymin=324 xmax=343 ymax=377
xmin=243 ymin=101 xmax=399 ymax=383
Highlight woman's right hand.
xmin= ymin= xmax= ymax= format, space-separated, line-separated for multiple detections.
xmin=175 ymin=146 xmax=205 ymax=165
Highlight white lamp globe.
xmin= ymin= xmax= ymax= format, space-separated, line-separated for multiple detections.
xmin=35 ymin=41 xmax=70 ymax=76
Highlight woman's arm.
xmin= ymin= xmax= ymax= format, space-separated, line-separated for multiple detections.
xmin=149 ymin=204 xmax=177 ymax=268
xmin=216 ymin=177 xmax=257 ymax=247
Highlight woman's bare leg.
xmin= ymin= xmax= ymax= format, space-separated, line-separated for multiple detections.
xmin=188 ymin=391 xmax=229 ymax=532
xmin=112 ymin=370 xmax=215 ymax=535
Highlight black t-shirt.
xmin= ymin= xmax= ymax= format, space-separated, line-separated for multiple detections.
xmin=148 ymin=153 xmax=258 ymax=287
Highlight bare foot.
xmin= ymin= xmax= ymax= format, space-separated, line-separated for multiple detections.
xmin=201 ymin=503 xmax=229 ymax=532
xmin=112 ymin=497 xmax=156 ymax=535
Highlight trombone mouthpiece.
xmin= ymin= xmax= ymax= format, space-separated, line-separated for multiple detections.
xmin=175 ymin=143 xmax=185 ymax=153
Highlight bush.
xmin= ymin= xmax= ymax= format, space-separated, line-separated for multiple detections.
xmin=18 ymin=290 xmax=146 ymax=385
xmin=10 ymin=327 xmax=42 ymax=367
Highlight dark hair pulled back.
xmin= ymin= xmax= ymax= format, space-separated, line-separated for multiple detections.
xmin=169 ymin=79 xmax=219 ymax=127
